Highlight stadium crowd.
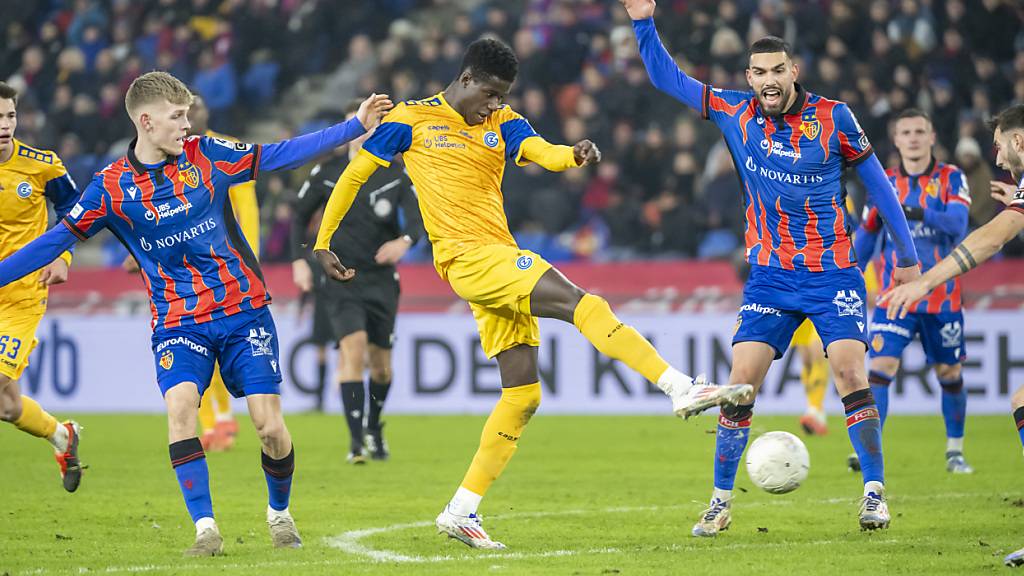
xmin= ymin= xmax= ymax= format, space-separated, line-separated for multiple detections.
xmin=2 ymin=0 xmax=1022 ymax=263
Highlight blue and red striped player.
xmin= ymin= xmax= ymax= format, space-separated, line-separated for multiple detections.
xmin=0 ymin=72 xmax=392 ymax=556
xmin=622 ymin=0 xmax=920 ymax=534
xmin=855 ymin=108 xmax=973 ymax=474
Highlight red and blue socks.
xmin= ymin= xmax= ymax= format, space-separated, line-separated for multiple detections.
xmin=843 ymin=389 xmax=884 ymax=485
xmin=939 ymin=377 xmax=967 ymax=455
xmin=262 ymin=446 xmax=295 ymax=512
xmin=867 ymin=370 xmax=893 ymax=427
xmin=713 ymin=403 xmax=753 ymax=493
xmin=170 ymin=437 xmax=213 ymax=524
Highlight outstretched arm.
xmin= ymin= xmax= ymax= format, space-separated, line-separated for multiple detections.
xmin=258 ymin=94 xmax=392 ymax=172
xmin=519 ymin=137 xmax=600 ymax=171
xmin=856 ymin=154 xmax=919 ymax=278
xmin=0 ymin=225 xmax=79 ymax=288
xmin=626 ymin=1 xmax=705 ymax=112
xmin=880 ymin=209 xmax=1024 ymax=318
xmin=313 ymin=151 xmax=381 ymax=281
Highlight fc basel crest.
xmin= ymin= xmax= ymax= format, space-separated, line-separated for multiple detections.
xmin=799 ymin=109 xmax=820 ymax=140
xmin=160 ymin=350 xmax=174 ymax=370
xmin=926 ymin=178 xmax=940 ymax=198
xmin=178 ymin=164 xmax=201 ymax=188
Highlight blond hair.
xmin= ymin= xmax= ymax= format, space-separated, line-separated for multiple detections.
xmin=125 ymin=71 xmax=193 ymax=116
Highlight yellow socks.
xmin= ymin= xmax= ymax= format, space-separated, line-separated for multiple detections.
xmin=802 ymin=358 xmax=829 ymax=413
xmin=572 ymin=294 xmax=669 ymax=383
xmin=13 ymin=395 xmax=58 ymax=439
xmin=460 ymin=383 xmax=542 ymax=497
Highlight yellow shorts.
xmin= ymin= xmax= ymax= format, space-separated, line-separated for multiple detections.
xmin=790 ymin=319 xmax=821 ymax=348
xmin=437 ymin=245 xmax=552 ymax=358
xmin=0 ymin=300 xmax=43 ymax=380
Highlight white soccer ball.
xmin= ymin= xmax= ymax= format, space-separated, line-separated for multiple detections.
xmin=745 ymin=431 xmax=810 ymax=494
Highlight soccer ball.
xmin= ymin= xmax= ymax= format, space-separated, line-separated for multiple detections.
xmin=745 ymin=431 xmax=810 ymax=494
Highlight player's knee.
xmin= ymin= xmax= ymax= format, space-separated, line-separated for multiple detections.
xmin=253 ymin=417 xmax=286 ymax=445
xmin=832 ymin=362 xmax=865 ymax=390
xmin=935 ymin=364 xmax=962 ymax=382
xmin=369 ymin=365 xmax=391 ymax=383
xmin=1012 ymin=386 xmax=1024 ymax=410
xmin=0 ymin=394 xmax=22 ymax=422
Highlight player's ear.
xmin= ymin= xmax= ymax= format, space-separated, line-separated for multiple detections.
xmin=460 ymin=70 xmax=473 ymax=87
xmin=744 ymin=67 xmax=753 ymax=89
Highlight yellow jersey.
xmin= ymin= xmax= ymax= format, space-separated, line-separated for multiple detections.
xmin=0 ymin=139 xmax=77 ymax=306
xmin=207 ymin=130 xmax=260 ymax=258
xmin=339 ymin=93 xmax=575 ymax=264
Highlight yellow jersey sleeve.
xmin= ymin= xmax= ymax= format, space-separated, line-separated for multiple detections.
xmin=519 ymin=137 xmax=578 ymax=172
xmin=362 ymin=102 xmax=415 ymax=166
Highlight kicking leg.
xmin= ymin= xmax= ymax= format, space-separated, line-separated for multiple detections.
xmin=529 ymin=267 xmax=750 ymax=416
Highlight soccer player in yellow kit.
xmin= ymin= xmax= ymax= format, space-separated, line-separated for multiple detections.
xmin=123 ymin=92 xmax=259 ymax=451
xmin=314 ymin=39 xmax=751 ymax=549
xmin=0 ymin=81 xmax=84 ymax=491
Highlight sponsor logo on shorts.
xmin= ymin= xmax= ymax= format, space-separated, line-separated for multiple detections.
xmin=484 ymin=131 xmax=499 ymax=148
xmin=516 ymin=255 xmax=533 ymax=270
xmin=941 ymin=321 xmax=962 ymax=348
xmin=846 ymin=407 xmax=879 ymax=427
xmin=870 ymin=322 xmax=911 ymax=339
xmin=739 ymin=303 xmax=781 ymax=317
xmin=159 ymin=350 xmax=174 ymax=370
xmin=871 ymin=334 xmax=885 ymax=353
xmin=833 ymin=290 xmax=864 ymax=317
xmin=156 ymin=336 xmax=209 ymax=356
xmin=247 ymin=326 xmax=274 ymax=357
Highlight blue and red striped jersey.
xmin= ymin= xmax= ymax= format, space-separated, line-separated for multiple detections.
xmin=864 ymin=160 xmax=971 ymax=313
xmin=704 ymin=84 xmax=872 ymax=271
xmin=63 ymin=135 xmax=266 ymax=329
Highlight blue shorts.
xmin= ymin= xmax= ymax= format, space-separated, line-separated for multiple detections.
xmin=733 ymin=265 xmax=869 ymax=359
xmin=151 ymin=306 xmax=282 ymax=398
xmin=868 ymin=307 xmax=966 ymax=366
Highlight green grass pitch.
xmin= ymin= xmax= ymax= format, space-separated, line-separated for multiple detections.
xmin=1 ymin=413 xmax=1021 ymax=575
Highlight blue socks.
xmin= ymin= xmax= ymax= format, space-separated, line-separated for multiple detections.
xmin=867 ymin=370 xmax=893 ymax=428
xmin=170 ymin=438 xmax=213 ymax=523
xmin=939 ymin=377 xmax=966 ymax=441
xmin=714 ymin=404 xmax=753 ymax=491
xmin=843 ymin=389 xmax=884 ymax=485
xmin=262 ymin=446 xmax=295 ymax=512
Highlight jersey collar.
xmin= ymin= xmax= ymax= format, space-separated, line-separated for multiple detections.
xmin=126 ymin=137 xmax=177 ymax=178
xmin=898 ymin=156 xmax=936 ymax=178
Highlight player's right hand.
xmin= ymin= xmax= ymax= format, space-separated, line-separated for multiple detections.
xmin=122 ymin=254 xmax=140 ymax=274
xmin=620 ymin=0 xmax=656 ymax=20
xmin=313 ymin=249 xmax=356 ymax=283
xmin=356 ymin=93 xmax=394 ymax=131
xmin=292 ymin=258 xmax=314 ymax=292
xmin=991 ymin=180 xmax=1018 ymax=207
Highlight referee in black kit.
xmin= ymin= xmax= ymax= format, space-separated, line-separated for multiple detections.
xmin=291 ymin=102 xmax=424 ymax=464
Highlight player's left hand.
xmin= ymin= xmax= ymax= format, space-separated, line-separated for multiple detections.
xmin=991 ymin=180 xmax=1018 ymax=207
xmin=878 ymin=279 xmax=929 ymax=320
xmin=375 ymin=236 xmax=412 ymax=265
xmin=891 ymin=263 xmax=920 ymax=287
xmin=38 ymin=258 xmax=69 ymax=286
xmin=573 ymin=140 xmax=601 ymax=166
xmin=313 ymin=248 xmax=356 ymax=282
xmin=356 ymin=93 xmax=394 ymax=130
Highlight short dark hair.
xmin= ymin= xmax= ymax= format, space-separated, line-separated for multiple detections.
xmin=461 ymin=38 xmax=518 ymax=83
xmin=0 ymin=81 xmax=18 ymax=105
xmin=749 ymin=36 xmax=792 ymax=59
xmin=894 ymin=108 xmax=931 ymax=124
xmin=988 ymin=104 xmax=1024 ymax=133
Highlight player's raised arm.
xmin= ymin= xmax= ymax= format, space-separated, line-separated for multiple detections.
xmin=312 ymin=153 xmax=380 ymax=281
xmin=623 ymin=0 xmax=706 ymax=112
xmin=258 ymin=93 xmax=393 ymax=173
